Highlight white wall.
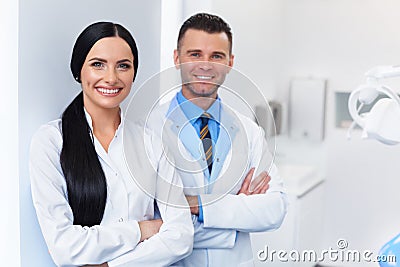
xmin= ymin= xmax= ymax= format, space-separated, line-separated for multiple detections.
xmin=19 ymin=1 xmax=162 ymax=266
xmin=213 ymin=0 xmax=282 ymax=102
xmin=160 ymin=0 xmax=184 ymax=71
xmin=0 ymin=0 xmax=20 ymax=266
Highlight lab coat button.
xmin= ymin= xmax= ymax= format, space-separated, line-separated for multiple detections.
xmin=118 ymin=217 xmax=124 ymax=222
xmin=115 ymin=173 xmax=118 ymax=176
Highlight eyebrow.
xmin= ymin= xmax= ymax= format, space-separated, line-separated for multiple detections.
xmin=186 ymin=49 xmax=202 ymax=54
xmin=185 ymin=49 xmax=227 ymax=57
xmin=88 ymin=57 xmax=133 ymax=64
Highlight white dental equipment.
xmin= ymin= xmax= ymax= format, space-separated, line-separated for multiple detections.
xmin=347 ymin=65 xmax=400 ymax=145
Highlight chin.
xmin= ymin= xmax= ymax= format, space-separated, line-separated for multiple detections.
xmin=96 ymin=100 xmax=122 ymax=110
xmin=189 ymin=85 xmax=218 ymax=98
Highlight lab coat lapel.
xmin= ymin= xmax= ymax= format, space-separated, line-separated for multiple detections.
xmin=210 ymin=105 xmax=250 ymax=194
xmin=123 ymin=123 xmax=157 ymax=196
xmin=163 ymin=100 xmax=207 ymax=190
xmin=209 ymin=110 xmax=236 ymax=183
xmin=167 ymin=99 xmax=203 ymax=162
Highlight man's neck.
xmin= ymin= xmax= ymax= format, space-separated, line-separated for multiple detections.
xmin=189 ymin=97 xmax=217 ymax=111
xmin=181 ymin=90 xmax=217 ymax=111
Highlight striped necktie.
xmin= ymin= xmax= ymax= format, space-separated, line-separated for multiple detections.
xmin=199 ymin=112 xmax=212 ymax=174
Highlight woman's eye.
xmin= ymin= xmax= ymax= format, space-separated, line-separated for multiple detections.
xmin=91 ymin=62 xmax=104 ymax=68
xmin=118 ymin=63 xmax=131 ymax=70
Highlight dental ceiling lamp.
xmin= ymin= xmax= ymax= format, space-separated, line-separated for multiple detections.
xmin=347 ymin=65 xmax=400 ymax=145
xmin=348 ymin=65 xmax=400 ymax=266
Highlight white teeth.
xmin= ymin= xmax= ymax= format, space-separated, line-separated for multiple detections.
xmin=97 ymin=88 xmax=120 ymax=94
xmin=196 ymin=75 xmax=212 ymax=80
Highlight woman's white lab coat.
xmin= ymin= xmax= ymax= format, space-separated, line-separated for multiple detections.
xmin=29 ymin=112 xmax=193 ymax=267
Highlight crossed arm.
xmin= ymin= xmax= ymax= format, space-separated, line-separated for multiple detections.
xmin=82 ymin=219 xmax=164 ymax=267
xmin=186 ymin=167 xmax=271 ymax=215
xmin=183 ymin=122 xmax=288 ymax=249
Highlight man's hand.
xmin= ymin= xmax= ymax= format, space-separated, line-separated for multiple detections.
xmin=185 ymin=195 xmax=199 ymax=215
xmin=138 ymin=219 xmax=163 ymax=242
xmin=237 ymin=167 xmax=270 ymax=195
xmin=84 ymin=263 xmax=109 ymax=267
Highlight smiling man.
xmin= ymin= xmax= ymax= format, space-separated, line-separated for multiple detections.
xmin=147 ymin=13 xmax=288 ymax=267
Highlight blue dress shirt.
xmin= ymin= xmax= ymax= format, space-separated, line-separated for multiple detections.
xmin=176 ymin=91 xmax=221 ymax=144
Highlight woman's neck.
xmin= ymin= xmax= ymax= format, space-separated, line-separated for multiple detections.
xmin=85 ymin=104 xmax=121 ymax=152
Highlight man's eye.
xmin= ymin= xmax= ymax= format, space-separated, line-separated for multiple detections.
xmin=190 ymin=53 xmax=200 ymax=57
xmin=212 ymin=54 xmax=223 ymax=59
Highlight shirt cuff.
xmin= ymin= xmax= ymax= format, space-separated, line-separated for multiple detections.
xmin=197 ymin=195 xmax=204 ymax=222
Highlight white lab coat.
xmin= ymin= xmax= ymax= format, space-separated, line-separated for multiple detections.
xmin=146 ymin=97 xmax=288 ymax=267
xmin=29 ymin=111 xmax=193 ymax=267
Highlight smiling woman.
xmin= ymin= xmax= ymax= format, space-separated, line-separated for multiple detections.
xmin=28 ymin=21 xmax=193 ymax=267
xmin=80 ymin=37 xmax=134 ymax=114
xmin=78 ymin=36 xmax=135 ymax=152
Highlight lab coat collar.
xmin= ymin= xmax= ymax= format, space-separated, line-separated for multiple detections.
xmin=83 ymin=107 xmax=123 ymax=172
xmin=83 ymin=107 xmax=124 ymax=134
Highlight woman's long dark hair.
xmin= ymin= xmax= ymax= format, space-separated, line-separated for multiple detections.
xmin=60 ymin=22 xmax=138 ymax=227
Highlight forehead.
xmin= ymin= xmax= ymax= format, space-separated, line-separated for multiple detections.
xmin=180 ymin=29 xmax=230 ymax=53
xmin=86 ymin=37 xmax=133 ymax=60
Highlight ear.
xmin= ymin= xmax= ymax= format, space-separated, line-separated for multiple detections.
xmin=227 ymin=54 xmax=234 ymax=73
xmin=173 ymin=49 xmax=180 ymax=69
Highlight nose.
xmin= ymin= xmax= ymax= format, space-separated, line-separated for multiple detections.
xmin=105 ymin=68 xmax=118 ymax=84
xmin=198 ymin=61 xmax=213 ymax=71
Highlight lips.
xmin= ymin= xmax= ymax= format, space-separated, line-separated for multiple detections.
xmin=95 ymin=87 xmax=122 ymax=96
xmin=194 ymin=75 xmax=213 ymax=80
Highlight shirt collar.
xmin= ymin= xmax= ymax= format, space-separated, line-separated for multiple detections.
xmin=176 ymin=90 xmax=221 ymax=122
xmin=84 ymin=107 xmax=94 ymax=131
xmin=83 ymin=107 xmax=124 ymax=135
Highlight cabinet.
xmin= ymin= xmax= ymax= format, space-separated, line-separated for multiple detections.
xmin=251 ymin=163 xmax=325 ymax=267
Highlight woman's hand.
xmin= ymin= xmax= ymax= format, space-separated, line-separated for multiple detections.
xmin=138 ymin=219 xmax=163 ymax=242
